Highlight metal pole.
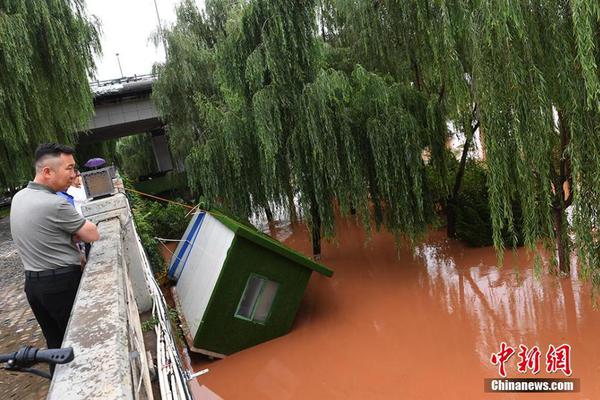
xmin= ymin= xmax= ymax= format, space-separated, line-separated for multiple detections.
xmin=116 ymin=53 xmax=124 ymax=77
xmin=153 ymin=0 xmax=169 ymax=60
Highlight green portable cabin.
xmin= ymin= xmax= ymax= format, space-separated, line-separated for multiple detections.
xmin=170 ymin=211 xmax=333 ymax=358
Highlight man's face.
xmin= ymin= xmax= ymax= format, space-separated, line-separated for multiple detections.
xmin=47 ymin=154 xmax=77 ymax=191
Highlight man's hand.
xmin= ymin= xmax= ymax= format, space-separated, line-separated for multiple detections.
xmin=75 ymin=220 xmax=99 ymax=243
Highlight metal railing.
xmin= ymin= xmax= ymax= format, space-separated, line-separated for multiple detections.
xmin=89 ymin=74 xmax=156 ymax=91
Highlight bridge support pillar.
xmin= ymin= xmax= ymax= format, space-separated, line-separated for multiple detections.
xmin=150 ymin=130 xmax=174 ymax=172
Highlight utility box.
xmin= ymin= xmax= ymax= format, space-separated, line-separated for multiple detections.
xmin=81 ymin=167 xmax=115 ymax=199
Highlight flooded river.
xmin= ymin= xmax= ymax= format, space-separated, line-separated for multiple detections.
xmin=191 ymin=218 xmax=600 ymax=399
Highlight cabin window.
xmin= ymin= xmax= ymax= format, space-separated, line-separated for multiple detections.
xmin=235 ymin=274 xmax=279 ymax=324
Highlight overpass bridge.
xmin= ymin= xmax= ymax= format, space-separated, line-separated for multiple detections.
xmin=81 ymin=75 xmax=174 ymax=173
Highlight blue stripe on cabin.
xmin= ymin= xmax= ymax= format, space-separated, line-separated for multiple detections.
xmin=168 ymin=212 xmax=206 ymax=279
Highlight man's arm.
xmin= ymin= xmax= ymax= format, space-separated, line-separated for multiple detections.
xmin=75 ymin=220 xmax=99 ymax=243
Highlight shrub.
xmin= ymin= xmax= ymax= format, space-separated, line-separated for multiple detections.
xmin=454 ymin=160 xmax=524 ymax=247
xmin=144 ymin=201 xmax=190 ymax=240
xmin=123 ymin=175 xmax=190 ymax=273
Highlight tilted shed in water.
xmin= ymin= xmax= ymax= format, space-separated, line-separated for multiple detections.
xmin=168 ymin=211 xmax=333 ymax=358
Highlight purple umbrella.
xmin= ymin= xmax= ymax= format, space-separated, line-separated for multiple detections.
xmin=84 ymin=158 xmax=106 ymax=168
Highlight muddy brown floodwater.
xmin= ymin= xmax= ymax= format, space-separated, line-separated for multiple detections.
xmin=191 ymin=218 xmax=600 ymax=399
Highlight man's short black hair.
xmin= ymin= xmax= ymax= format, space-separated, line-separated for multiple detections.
xmin=34 ymin=143 xmax=74 ymax=163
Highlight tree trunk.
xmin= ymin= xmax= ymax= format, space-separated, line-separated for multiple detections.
xmin=310 ymin=204 xmax=322 ymax=260
xmin=554 ymin=204 xmax=570 ymax=274
xmin=446 ymin=198 xmax=457 ymax=238
xmin=288 ymin=194 xmax=298 ymax=225
xmin=412 ymin=59 xmax=422 ymax=91
xmin=264 ymin=206 xmax=273 ymax=223
xmin=447 ymin=121 xmax=476 ymax=238
xmin=554 ymin=110 xmax=573 ymax=274
xmin=320 ymin=1 xmax=326 ymax=42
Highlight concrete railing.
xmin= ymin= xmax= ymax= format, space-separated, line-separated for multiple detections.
xmin=47 ymin=194 xmax=154 ymax=399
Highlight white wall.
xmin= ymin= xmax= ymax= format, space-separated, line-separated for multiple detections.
xmin=176 ymin=213 xmax=235 ymax=336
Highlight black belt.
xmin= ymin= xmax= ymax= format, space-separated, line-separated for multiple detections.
xmin=25 ymin=265 xmax=81 ymax=279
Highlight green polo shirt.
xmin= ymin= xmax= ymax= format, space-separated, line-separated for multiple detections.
xmin=10 ymin=182 xmax=86 ymax=272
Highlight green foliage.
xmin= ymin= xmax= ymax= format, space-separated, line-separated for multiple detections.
xmin=154 ymin=0 xmax=437 ymax=247
xmin=133 ymin=171 xmax=187 ymax=196
xmin=467 ymin=0 xmax=600 ymax=274
xmin=141 ymin=316 xmax=158 ymax=333
xmin=0 ymin=0 xmax=100 ymax=187
xmin=115 ymin=134 xmax=157 ymax=181
xmin=153 ymin=0 xmax=600 ymax=285
xmin=76 ymin=139 xmax=118 ymax=169
xmin=124 ymin=176 xmax=165 ymax=273
xmin=131 ymin=202 xmax=164 ymax=274
xmin=453 ymin=161 xmax=492 ymax=247
xmin=0 ymin=206 xmax=9 ymax=219
xmin=349 ymin=66 xmax=434 ymax=236
xmin=151 ymin=0 xmax=226 ymax=164
xmin=124 ymin=174 xmax=191 ymax=273
xmin=289 ymin=68 xmax=363 ymax=238
xmin=141 ymin=307 xmax=182 ymax=340
xmin=453 ymin=161 xmax=523 ymax=248
xmin=426 ymin=148 xmax=459 ymax=207
xmin=143 ymin=201 xmax=190 ymax=240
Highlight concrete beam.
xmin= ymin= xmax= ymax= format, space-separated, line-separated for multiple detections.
xmin=89 ymin=98 xmax=158 ymax=131
xmin=79 ymin=117 xmax=163 ymax=144
xmin=78 ymin=96 xmax=163 ymax=144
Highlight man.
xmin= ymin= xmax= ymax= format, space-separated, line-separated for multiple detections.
xmin=66 ymin=170 xmax=91 ymax=260
xmin=10 ymin=143 xmax=99 ymax=358
xmin=66 ymin=171 xmax=88 ymax=216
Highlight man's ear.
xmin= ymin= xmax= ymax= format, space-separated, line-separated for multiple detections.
xmin=42 ymin=165 xmax=53 ymax=177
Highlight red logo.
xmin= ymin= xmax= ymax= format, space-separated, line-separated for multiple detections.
xmin=491 ymin=343 xmax=572 ymax=377
xmin=517 ymin=345 xmax=541 ymax=374
xmin=490 ymin=342 xmax=515 ymax=377
xmin=546 ymin=344 xmax=572 ymax=376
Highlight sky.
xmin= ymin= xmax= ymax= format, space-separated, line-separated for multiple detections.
xmin=86 ymin=0 xmax=203 ymax=82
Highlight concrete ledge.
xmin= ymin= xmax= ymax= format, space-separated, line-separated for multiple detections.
xmin=47 ymin=218 xmax=134 ymax=399
xmin=83 ymin=192 xmax=153 ymax=312
xmin=82 ymin=193 xmax=128 ymax=222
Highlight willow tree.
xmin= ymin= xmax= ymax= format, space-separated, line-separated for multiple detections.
xmin=322 ymin=0 xmax=600 ymax=279
xmin=290 ymin=65 xmax=437 ymax=254
xmin=469 ymin=0 xmax=600 ymax=276
xmin=156 ymin=0 xmax=317 ymax=237
xmin=152 ymin=0 xmax=225 ymax=164
xmin=154 ymin=0 xmax=275 ymax=220
xmin=115 ymin=134 xmax=157 ymax=180
xmin=0 ymin=0 xmax=100 ymax=187
xmin=318 ymin=0 xmax=478 ymax=238
xmin=155 ymin=0 xmax=443 ymax=257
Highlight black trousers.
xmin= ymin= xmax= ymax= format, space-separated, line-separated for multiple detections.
xmin=24 ymin=270 xmax=82 ymax=350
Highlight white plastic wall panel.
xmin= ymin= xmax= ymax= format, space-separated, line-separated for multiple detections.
xmin=168 ymin=212 xmax=204 ymax=280
xmin=176 ymin=213 xmax=235 ymax=336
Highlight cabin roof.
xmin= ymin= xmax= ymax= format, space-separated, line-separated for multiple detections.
xmin=211 ymin=212 xmax=334 ymax=277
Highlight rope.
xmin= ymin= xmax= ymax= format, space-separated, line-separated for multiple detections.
xmin=124 ymin=187 xmax=195 ymax=210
